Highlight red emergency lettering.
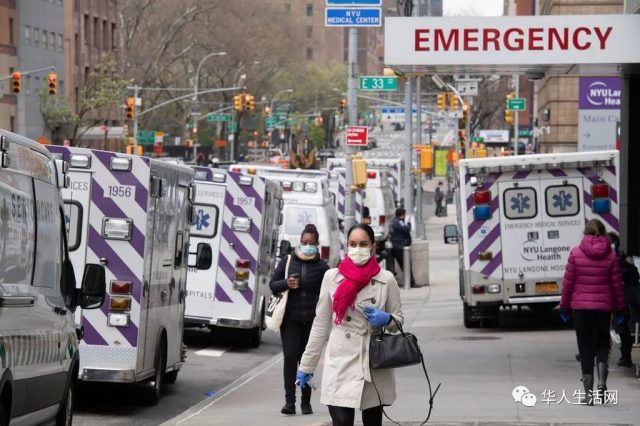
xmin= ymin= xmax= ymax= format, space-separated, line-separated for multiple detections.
xmin=482 ymin=28 xmax=501 ymax=50
xmin=528 ymin=28 xmax=544 ymax=50
xmin=504 ymin=28 xmax=525 ymax=51
xmin=573 ymin=27 xmax=592 ymax=50
xmin=463 ymin=28 xmax=479 ymax=51
xmin=594 ymin=26 xmax=613 ymax=49
xmin=548 ymin=27 xmax=569 ymax=50
xmin=415 ymin=29 xmax=430 ymax=51
xmin=434 ymin=28 xmax=459 ymax=51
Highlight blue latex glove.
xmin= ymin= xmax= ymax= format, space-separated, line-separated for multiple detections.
xmin=560 ymin=310 xmax=571 ymax=324
xmin=615 ymin=313 xmax=627 ymax=327
xmin=296 ymin=371 xmax=312 ymax=389
xmin=364 ymin=306 xmax=391 ymax=328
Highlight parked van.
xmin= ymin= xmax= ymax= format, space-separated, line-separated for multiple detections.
xmin=361 ymin=168 xmax=395 ymax=243
xmin=185 ymin=167 xmax=283 ymax=347
xmin=0 ymin=130 xmax=106 ymax=425
xmin=46 ymin=145 xmax=201 ymax=404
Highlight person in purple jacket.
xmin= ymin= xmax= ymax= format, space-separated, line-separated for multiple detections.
xmin=560 ymin=218 xmax=626 ymax=405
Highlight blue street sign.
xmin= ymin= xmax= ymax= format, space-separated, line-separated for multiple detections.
xmin=326 ymin=0 xmax=382 ymax=5
xmin=325 ymin=7 xmax=381 ymax=27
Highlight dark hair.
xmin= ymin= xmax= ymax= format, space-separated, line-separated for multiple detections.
xmin=395 ymin=208 xmax=406 ymax=218
xmin=301 ymin=224 xmax=319 ymax=244
xmin=584 ymin=218 xmax=606 ymax=236
xmin=607 ymin=231 xmax=620 ymax=247
xmin=347 ymin=223 xmax=375 ymax=245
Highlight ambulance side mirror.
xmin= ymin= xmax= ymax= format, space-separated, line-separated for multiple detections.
xmin=79 ymin=264 xmax=106 ymax=310
xmin=55 ymin=159 xmax=70 ymax=189
xmin=444 ymin=224 xmax=459 ymax=244
xmin=279 ymin=240 xmax=292 ymax=257
xmin=188 ymin=243 xmax=212 ymax=270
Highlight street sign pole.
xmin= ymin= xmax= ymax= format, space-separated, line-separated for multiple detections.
xmin=344 ymin=26 xmax=358 ymax=238
xmin=404 ymin=75 xmax=413 ymax=216
xmin=514 ymin=74 xmax=519 ymax=156
xmin=415 ymin=76 xmax=423 ymax=238
xmin=133 ymin=85 xmax=139 ymax=153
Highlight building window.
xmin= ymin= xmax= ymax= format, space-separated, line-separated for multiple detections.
xmin=84 ymin=67 xmax=90 ymax=84
xmin=50 ymin=32 xmax=55 ymax=50
xmin=94 ymin=17 xmax=99 ymax=48
xmin=58 ymin=33 xmax=63 ymax=52
xmin=25 ymin=26 xmax=31 ymax=45
xmin=84 ymin=14 xmax=89 ymax=44
xmin=10 ymin=116 xmax=15 ymax=132
xmin=306 ymin=25 xmax=313 ymax=39
xmin=306 ymin=47 xmax=313 ymax=60
xmin=75 ymin=33 xmax=80 ymax=65
xmin=42 ymin=30 xmax=48 ymax=49
xmin=103 ymin=20 xmax=108 ymax=50
xmin=34 ymin=28 xmax=39 ymax=45
xmin=111 ymin=23 xmax=117 ymax=50
xmin=306 ymin=3 xmax=313 ymax=16
xmin=9 ymin=18 xmax=14 ymax=45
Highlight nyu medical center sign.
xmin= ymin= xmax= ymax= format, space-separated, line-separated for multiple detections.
xmin=384 ymin=15 xmax=640 ymax=66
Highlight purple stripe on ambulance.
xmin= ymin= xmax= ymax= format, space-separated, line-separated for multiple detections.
xmin=468 ymin=197 xmax=499 ymax=238
xmin=548 ymin=169 xmax=567 ymax=177
xmin=224 ymin=193 xmax=260 ymax=245
xmin=81 ymin=317 xmax=109 ymax=346
xmin=87 ymin=226 xmax=142 ymax=303
xmin=606 ymin=165 xmax=616 ymax=176
xmin=512 ymin=170 xmax=531 ymax=180
xmin=217 ymin=252 xmax=254 ymax=304
xmin=466 ymin=194 xmax=473 ymax=211
xmin=481 ymin=251 xmax=503 ymax=276
xmin=92 ymin=150 xmax=149 ymax=211
xmin=578 ymin=169 xmax=618 ymax=203
xmin=220 ymin=223 xmax=258 ymax=270
xmin=469 ymin=225 xmax=501 ymax=265
xmin=228 ymin=173 xmax=264 ymax=212
xmin=91 ymin=180 xmax=146 ymax=257
xmin=583 ymin=192 xmax=619 ymax=230
xmin=46 ymin=145 xmax=71 ymax=160
xmin=215 ymin=283 xmax=233 ymax=303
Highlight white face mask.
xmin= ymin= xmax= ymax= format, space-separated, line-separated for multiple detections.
xmin=347 ymin=246 xmax=372 ymax=266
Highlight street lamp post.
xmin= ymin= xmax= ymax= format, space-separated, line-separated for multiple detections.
xmin=192 ymin=51 xmax=226 ymax=162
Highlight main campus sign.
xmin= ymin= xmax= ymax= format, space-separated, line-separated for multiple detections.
xmin=384 ymin=15 xmax=640 ymax=67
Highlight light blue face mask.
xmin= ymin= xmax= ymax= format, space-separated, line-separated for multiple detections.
xmin=301 ymin=245 xmax=318 ymax=256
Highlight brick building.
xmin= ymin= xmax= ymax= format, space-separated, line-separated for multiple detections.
xmin=0 ymin=0 xmax=17 ymax=132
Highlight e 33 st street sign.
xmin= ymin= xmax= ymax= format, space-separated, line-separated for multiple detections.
xmin=359 ymin=76 xmax=398 ymax=91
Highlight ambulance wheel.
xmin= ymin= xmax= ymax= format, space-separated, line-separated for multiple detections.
xmin=528 ymin=302 xmax=557 ymax=312
xmin=463 ymin=302 xmax=480 ymax=328
xmin=55 ymin=378 xmax=74 ymax=426
xmin=0 ymin=402 xmax=6 ymax=426
xmin=144 ymin=343 xmax=166 ymax=405
xmin=164 ymin=370 xmax=179 ymax=385
xmin=246 ymin=324 xmax=263 ymax=348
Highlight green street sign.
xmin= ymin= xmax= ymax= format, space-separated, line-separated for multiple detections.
xmin=137 ymin=130 xmax=155 ymax=145
xmin=229 ymin=122 xmax=238 ymax=132
xmin=518 ymin=129 xmax=532 ymax=137
xmin=507 ymin=98 xmax=526 ymax=111
xmin=265 ymin=117 xmax=277 ymax=128
xmin=471 ymin=136 xmax=484 ymax=143
xmin=360 ymin=76 xmax=398 ymax=91
xmin=207 ymin=113 xmax=231 ymax=122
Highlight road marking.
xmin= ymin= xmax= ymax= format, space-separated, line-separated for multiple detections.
xmin=194 ymin=348 xmax=226 ymax=357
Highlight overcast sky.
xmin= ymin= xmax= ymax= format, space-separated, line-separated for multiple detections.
xmin=443 ymin=0 xmax=504 ymax=16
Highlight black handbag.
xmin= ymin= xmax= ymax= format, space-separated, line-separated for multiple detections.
xmin=370 ymin=317 xmax=421 ymax=369
xmin=369 ymin=317 xmax=441 ymax=425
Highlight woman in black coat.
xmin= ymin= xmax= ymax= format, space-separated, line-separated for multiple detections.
xmin=269 ymin=224 xmax=329 ymax=416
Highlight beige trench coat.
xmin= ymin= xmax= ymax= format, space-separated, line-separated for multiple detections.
xmin=299 ymin=267 xmax=404 ymax=410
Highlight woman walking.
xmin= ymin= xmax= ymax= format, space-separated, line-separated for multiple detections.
xmin=269 ymin=224 xmax=329 ymax=415
xmin=560 ymin=219 xmax=625 ymax=404
xmin=296 ymin=223 xmax=403 ymax=426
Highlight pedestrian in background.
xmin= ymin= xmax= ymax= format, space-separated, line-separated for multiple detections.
xmin=435 ymin=181 xmax=445 ymax=217
xmin=296 ymin=224 xmax=403 ymax=426
xmin=560 ymin=219 xmax=626 ymax=404
xmin=269 ymin=224 xmax=329 ymax=416
xmin=389 ymin=208 xmax=417 ymax=287
xmin=607 ymin=232 xmax=640 ymax=367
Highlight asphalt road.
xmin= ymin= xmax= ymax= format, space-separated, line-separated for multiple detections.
xmin=74 ymin=327 xmax=283 ymax=425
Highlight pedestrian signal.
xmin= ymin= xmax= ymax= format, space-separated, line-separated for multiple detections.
xmin=125 ymin=97 xmax=135 ymax=120
xmin=436 ymin=93 xmax=446 ymax=111
xmin=234 ymin=95 xmax=243 ymax=112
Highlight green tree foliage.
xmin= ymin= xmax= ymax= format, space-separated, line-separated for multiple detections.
xmin=307 ymin=123 xmax=326 ymax=149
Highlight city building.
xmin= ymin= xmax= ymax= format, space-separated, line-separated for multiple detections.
xmin=16 ymin=0 xmax=65 ymax=142
xmin=535 ymin=0 xmax=623 ymax=153
xmin=0 ymin=0 xmax=17 ymax=132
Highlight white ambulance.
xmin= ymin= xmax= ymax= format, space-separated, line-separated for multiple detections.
xmin=1 ymin=130 xmax=106 ymax=425
xmin=46 ymin=145 xmax=202 ymax=404
xmin=184 ymin=167 xmax=283 ymax=347
xmin=448 ymin=151 xmax=620 ymax=328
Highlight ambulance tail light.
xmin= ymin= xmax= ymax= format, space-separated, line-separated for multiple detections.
xmin=108 ymin=313 xmax=130 ymax=327
xmin=110 ymin=280 xmax=132 ymax=294
xmin=212 ymin=173 xmax=226 ymax=183
xmin=487 ymin=284 xmax=501 ymax=294
xmin=234 ymin=270 xmax=250 ymax=281
xmin=379 ymin=215 xmax=385 ymax=225
xmin=239 ymin=176 xmax=253 ymax=186
xmin=473 ymin=190 xmax=492 ymax=221
xmin=321 ymin=246 xmax=330 ymax=260
xmin=367 ymin=171 xmax=377 ymax=179
xmin=230 ymin=167 xmax=241 ymax=173
xmin=109 ymin=296 xmax=131 ymax=311
xmin=591 ymin=183 xmax=610 ymax=198
xmin=304 ymin=182 xmax=317 ymax=193
xmin=236 ymin=259 xmax=250 ymax=269
xmin=231 ymin=217 xmax=252 ymax=232
xmin=248 ymin=167 xmax=256 ymax=175
xmin=110 ymin=157 xmax=133 ymax=171
xmin=281 ymin=181 xmax=292 ymax=191
xmin=70 ymin=154 xmax=91 ymax=169
xmin=591 ymin=183 xmax=611 ymax=214
xmin=473 ymin=190 xmax=491 ymax=205
xmin=471 ymin=285 xmax=486 ymax=294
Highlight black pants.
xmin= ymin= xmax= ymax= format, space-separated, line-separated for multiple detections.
xmin=328 ymin=405 xmax=383 ymax=426
xmin=573 ymin=310 xmax=611 ymax=375
xmin=391 ymin=247 xmax=415 ymax=286
xmin=280 ymin=319 xmax=313 ymax=403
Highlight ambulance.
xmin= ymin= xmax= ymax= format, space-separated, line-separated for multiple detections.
xmin=448 ymin=151 xmax=620 ymax=328
xmin=231 ymin=168 xmax=341 ymax=267
xmin=46 ymin=145 xmax=202 ymax=404
xmin=327 ymin=167 xmax=364 ymax=256
xmin=184 ymin=167 xmax=283 ymax=347
xmin=1 ymin=130 xmax=106 ymax=425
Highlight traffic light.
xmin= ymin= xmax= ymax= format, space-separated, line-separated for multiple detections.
xmin=125 ymin=97 xmax=135 ymax=120
xmin=234 ymin=95 xmax=243 ymax=111
xmin=436 ymin=93 xmax=446 ymax=111
xmin=48 ymin=72 xmax=57 ymax=95
xmin=450 ymin=94 xmax=459 ymax=111
xmin=458 ymin=129 xmax=466 ymax=149
xmin=264 ymin=105 xmax=271 ymax=116
xmin=244 ymin=94 xmax=255 ymax=111
xmin=315 ymin=115 xmax=323 ymax=126
xmin=339 ymin=99 xmax=346 ymax=114
xmin=505 ymin=92 xmax=515 ymax=124
xmin=11 ymin=71 xmax=21 ymax=94
xmin=462 ymin=102 xmax=469 ymax=121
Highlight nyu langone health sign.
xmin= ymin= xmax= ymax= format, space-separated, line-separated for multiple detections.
xmin=578 ymin=77 xmax=621 ymax=109
xmin=384 ymin=15 xmax=640 ymax=66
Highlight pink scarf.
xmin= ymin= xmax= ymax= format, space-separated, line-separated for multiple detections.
xmin=333 ymin=256 xmax=381 ymax=325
